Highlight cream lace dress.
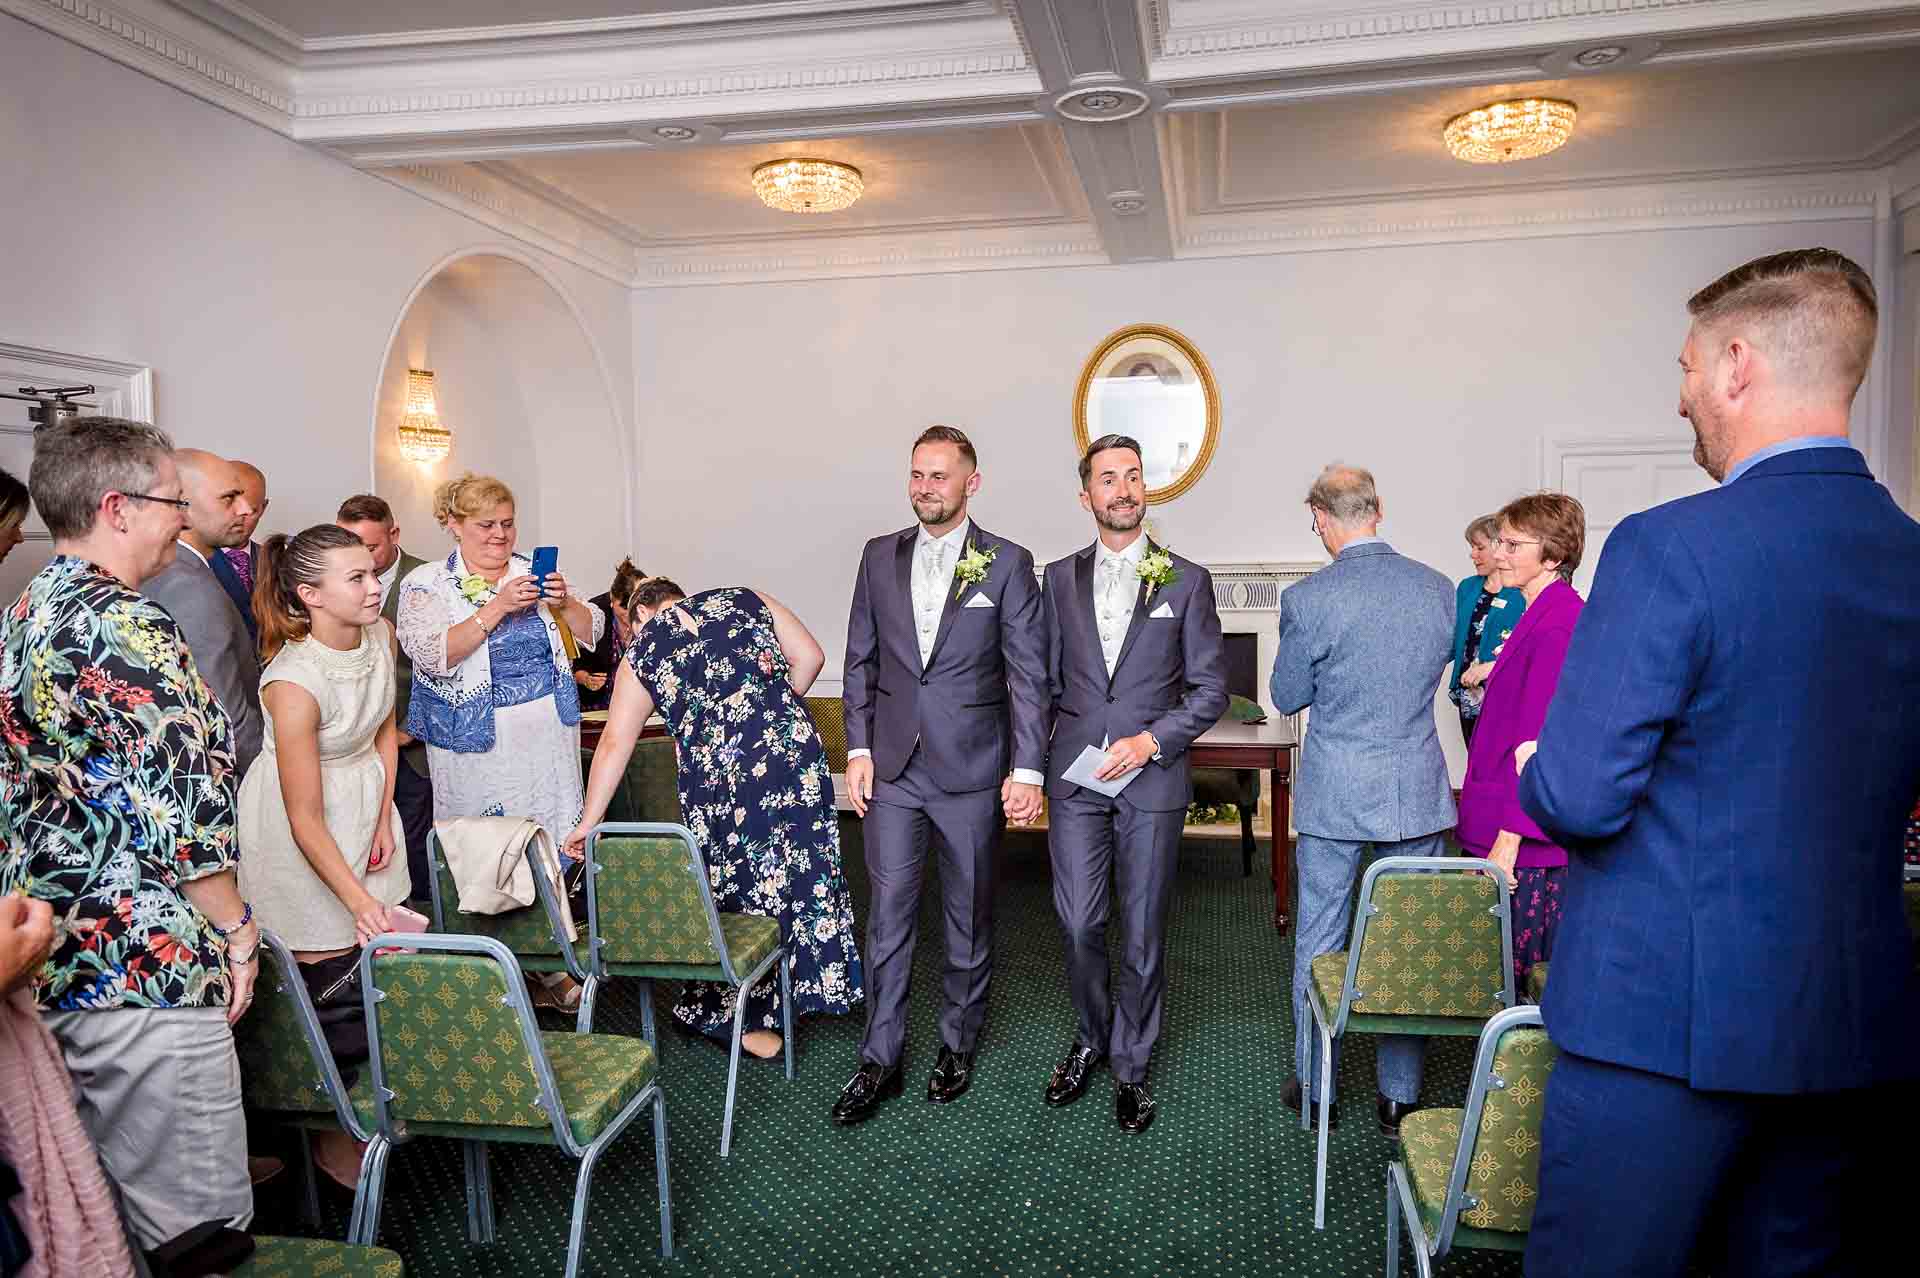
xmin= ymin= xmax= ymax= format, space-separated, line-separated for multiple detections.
xmin=237 ymin=623 xmax=411 ymax=950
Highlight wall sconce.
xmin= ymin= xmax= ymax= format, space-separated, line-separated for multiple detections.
xmin=397 ymin=368 xmax=452 ymax=464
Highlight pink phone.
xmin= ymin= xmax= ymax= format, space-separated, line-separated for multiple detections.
xmin=373 ymin=904 xmax=432 ymax=956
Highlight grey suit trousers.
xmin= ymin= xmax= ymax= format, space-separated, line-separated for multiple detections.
xmin=858 ymin=751 xmax=1000 ymax=1069
xmin=1048 ymin=789 xmax=1185 ymax=1084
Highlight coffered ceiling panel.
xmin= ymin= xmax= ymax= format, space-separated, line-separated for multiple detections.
xmin=1194 ymin=46 xmax=1920 ymax=212
xmin=494 ymin=123 xmax=1087 ymax=242
xmin=199 ymin=0 xmax=956 ymax=42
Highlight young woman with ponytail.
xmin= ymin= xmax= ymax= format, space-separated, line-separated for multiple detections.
xmin=237 ymin=524 xmax=412 ymax=1189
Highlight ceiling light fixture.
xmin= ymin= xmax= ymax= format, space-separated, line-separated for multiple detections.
xmin=397 ymin=369 xmax=451 ymax=465
xmin=1443 ymin=97 xmax=1578 ymax=164
xmin=750 ymin=157 xmax=864 ymax=213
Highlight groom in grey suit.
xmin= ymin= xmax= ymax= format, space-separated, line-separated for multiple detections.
xmin=831 ymin=426 xmax=1049 ymax=1126
xmin=1041 ymin=434 xmax=1227 ymax=1134
xmin=1269 ymin=464 xmax=1455 ymax=1137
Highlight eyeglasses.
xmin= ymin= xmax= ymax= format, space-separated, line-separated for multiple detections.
xmin=118 ymin=492 xmax=191 ymax=511
xmin=1493 ymin=536 xmax=1542 ymax=554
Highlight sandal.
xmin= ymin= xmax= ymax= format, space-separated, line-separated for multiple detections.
xmin=527 ymin=973 xmax=583 ymax=1012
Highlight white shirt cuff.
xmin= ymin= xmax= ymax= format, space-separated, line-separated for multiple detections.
xmin=1010 ymin=768 xmax=1044 ymax=786
xmin=846 ymin=748 xmax=871 ymax=761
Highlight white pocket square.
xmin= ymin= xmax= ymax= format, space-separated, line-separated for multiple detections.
xmin=964 ymin=593 xmax=994 ymax=609
xmin=1150 ymin=602 xmax=1175 ymax=619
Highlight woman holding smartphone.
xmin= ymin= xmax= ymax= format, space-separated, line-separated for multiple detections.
xmin=239 ymin=523 xmax=419 ymax=1189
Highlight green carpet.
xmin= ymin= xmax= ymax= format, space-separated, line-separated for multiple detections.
xmin=252 ymin=827 xmax=1526 ymax=1276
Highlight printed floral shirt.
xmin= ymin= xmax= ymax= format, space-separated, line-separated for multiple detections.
xmin=0 ymin=556 xmax=239 ymax=1011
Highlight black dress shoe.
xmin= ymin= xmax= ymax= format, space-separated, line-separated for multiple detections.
xmin=1282 ymin=1077 xmax=1339 ymax=1129
xmin=1044 ymin=1044 xmax=1102 ymax=1107
xmin=1377 ymin=1094 xmax=1418 ymax=1139
xmin=830 ymin=1062 xmax=902 ymax=1126
xmin=926 ymin=1047 xmax=975 ymax=1104
xmin=1115 ymin=1082 xmax=1157 ymax=1134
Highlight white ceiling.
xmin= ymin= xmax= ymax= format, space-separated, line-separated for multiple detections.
xmin=16 ymin=0 xmax=1920 ymax=283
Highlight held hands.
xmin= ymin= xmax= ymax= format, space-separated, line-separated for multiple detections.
xmin=1514 ymin=740 xmax=1538 ymax=776
xmin=845 ymin=756 xmax=874 ymax=817
xmin=0 ymin=894 xmax=55 ymax=996
xmin=1001 ymin=778 xmax=1043 ymax=825
xmin=1093 ymin=732 xmax=1157 ymax=782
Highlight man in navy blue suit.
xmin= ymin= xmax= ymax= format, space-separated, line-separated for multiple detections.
xmin=1516 ymin=248 xmax=1920 ymax=1276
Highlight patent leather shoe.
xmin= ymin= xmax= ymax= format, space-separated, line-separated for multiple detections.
xmin=1282 ymin=1077 xmax=1339 ymax=1129
xmin=927 ymin=1047 xmax=975 ymax=1104
xmin=1377 ymin=1093 xmax=1418 ymax=1139
xmin=830 ymin=1061 xmax=901 ymax=1126
xmin=1115 ymin=1082 xmax=1157 ymax=1134
xmin=1044 ymin=1044 xmax=1102 ymax=1107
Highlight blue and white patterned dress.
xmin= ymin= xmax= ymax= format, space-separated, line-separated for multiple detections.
xmin=627 ymin=587 xmax=863 ymax=1037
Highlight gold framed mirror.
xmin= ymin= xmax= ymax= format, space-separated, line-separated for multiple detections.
xmin=1073 ymin=323 xmax=1220 ymax=504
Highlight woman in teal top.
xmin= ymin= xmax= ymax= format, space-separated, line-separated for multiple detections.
xmin=1450 ymin=513 xmax=1526 ymax=747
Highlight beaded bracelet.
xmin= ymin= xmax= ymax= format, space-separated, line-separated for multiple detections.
xmin=210 ymin=901 xmax=253 ymax=938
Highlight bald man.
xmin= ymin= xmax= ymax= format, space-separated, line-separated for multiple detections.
xmin=223 ymin=460 xmax=269 ymax=611
xmin=141 ymin=450 xmax=262 ymax=774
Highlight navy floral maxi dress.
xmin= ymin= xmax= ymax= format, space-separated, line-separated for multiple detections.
xmin=627 ymin=587 xmax=864 ymax=1039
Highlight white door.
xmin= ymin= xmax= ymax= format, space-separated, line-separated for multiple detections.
xmin=0 ymin=343 xmax=153 ymax=602
xmin=1546 ymin=438 xmax=1716 ymax=598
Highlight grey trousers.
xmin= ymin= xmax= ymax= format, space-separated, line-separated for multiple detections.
xmin=858 ymin=753 xmax=1001 ymax=1069
xmin=1291 ymin=831 xmax=1445 ymax=1104
xmin=44 ymin=1006 xmax=252 ymax=1251
xmin=1048 ymin=789 xmax=1186 ymax=1084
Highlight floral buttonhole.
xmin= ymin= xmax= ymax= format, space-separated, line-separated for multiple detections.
xmin=952 ymin=540 xmax=997 ymax=600
xmin=1137 ymin=546 xmax=1178 ymax=604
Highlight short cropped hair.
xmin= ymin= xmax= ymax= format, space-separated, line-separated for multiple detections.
xmin=1079 ymin=433 xmax=1143 ymax=488
xmin=337 ymin=494 xmax=394 ymax=525
xmin=1464 ymin=514 xmax=1501 ymax=546
xmin=1497 ymin=492 xmax=1586 ymax=583
xmin=29 ymin=416 xmax=175 ymax=540
xmin=1305 ymin=464 xmax=1380 ymax=526
xmin=914 ymin=425 xmax=977 ymax=469
xmin=1687 ymin=247 xmax=1878 ymax=400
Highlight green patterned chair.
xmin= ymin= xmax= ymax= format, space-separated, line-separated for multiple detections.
xmin=356 ymin=934 xmax=672 ymax=1272
xmin=1305 ymin=856 xmax=1516 ymax=1229
xmin=425 ymin=827 xmax=593 ymax=1027
xmin=577 ymin=822 xmax=792 ymax=1158
xmin=230 ymin=1236 xmax=406 ymax=1277
xmin=802 ymin=696 xmax=848 ymax=773
xmin=232 ymin=929 xmax=392 ymax=1245
xmin=1387 ymin=1005 xmax=1556 ymax=1276
xmin=582 ymin=736 xmax=683 ymax=825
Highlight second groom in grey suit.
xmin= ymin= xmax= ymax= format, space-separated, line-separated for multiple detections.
xmin=1042 ymin=433 xmax=1227 ymax=1134
xmin=141 ymin=449 xmax=263 ymax=777
xmin=831 ymin=426 xmax=1049 ymax=1125
xmin=1270 ymin=464 xmax=1455 ymax=1137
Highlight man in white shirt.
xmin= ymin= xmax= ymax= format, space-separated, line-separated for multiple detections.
xmin=832 ymin=426 xmax=1048 ymax=1125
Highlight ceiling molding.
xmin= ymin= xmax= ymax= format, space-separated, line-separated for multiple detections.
xmin=632 ymin=221 xmax=1108 ymax=287
xmin=1175 ymin=171 xmax=1883 ymax=260
xmin=374 ymin=163 xmax=640 ymax=285
xmin=1146 ymin=0 xmax=1920 ymax=80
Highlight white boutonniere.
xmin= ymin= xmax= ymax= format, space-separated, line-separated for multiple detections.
xmin=458 ymin=574 xmax=496 ymax=607
xmin=1137 ymin=545 xmax=1178 ymax=604
xmin=952 ymin=539 xmax=997 ymax=600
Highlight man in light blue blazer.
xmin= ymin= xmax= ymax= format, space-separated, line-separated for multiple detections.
xmin=1517 ymin=248 xmax=1918 ymax=1276
xmin=1270 ymin=465 xmax=1456 ymax=1135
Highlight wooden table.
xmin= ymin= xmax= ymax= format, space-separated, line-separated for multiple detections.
xmin=578 ymin=715 xmax=663 ymax=753
xmin=1189 ymin=719 xmax=1298 ymax=933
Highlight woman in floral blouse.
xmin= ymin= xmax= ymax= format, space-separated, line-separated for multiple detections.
xmin=566 ymin=578 xmax=863 ymax=1059
xmin=0 ymin=417 xmax=257 ymax=1252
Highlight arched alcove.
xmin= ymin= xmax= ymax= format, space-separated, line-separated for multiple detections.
xmin=372 ymin=251 xmax=629 ymax=591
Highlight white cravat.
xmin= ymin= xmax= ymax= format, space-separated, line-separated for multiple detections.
xmin=910 ymin=521 xmax=967 ymax=667
xmin=1094 ymin=538 xmax=1144 ymax=676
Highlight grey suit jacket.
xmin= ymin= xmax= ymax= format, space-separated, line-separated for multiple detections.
xmin=1042 ymin=542 xmax=1229 ymax=812
xmin=382 ymin=550 xmax=429 ymax=776
xmin=1270 ymin=540 xmax=1455 ymax=842
xmin=842 ymin=523 xmax=1048 ymax=792
xmin=143 ymin=542 xmax=263 ymax=776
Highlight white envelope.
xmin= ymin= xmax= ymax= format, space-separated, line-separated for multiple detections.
xmin=1062 ymin=744 xmax=1139 ymax=797
xmin=964 ymin=593 xmax=994 ymax=609
xmin=1149 ymin=601 xmax=1175 ymax=619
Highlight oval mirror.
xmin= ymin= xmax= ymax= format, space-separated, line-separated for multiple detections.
xmin=1073 ymin=323 xmax=1220 ymax=504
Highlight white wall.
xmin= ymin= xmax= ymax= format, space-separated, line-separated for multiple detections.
xmin=0 ymin=11 xmax=633 ymax=580
xmin=632 ymin=219 xmax=1876 ymax=774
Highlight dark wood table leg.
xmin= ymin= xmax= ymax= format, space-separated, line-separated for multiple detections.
xmin=1270 ymin=762 xmax=1293 ymax=933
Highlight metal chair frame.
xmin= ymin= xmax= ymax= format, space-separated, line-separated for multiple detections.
xmin=356 ymin=933 xmax=673 ymax=1271
xmin=1385 ymin=1005 xmax=1545 ymax=1277
xmin=577 ymin=821 xmax=794 ymax=1157
xmin=425 ymin=826 xmax=592 ymax=1022
xmin=1307 ymin=855 xmax=1517 ymax=1229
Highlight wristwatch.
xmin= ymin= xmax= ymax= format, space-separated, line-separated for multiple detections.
xmin=1144 ymin=731 xmax=1163 ymax=763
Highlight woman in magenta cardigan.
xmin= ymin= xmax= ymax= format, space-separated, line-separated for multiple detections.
xmin=1457 ymin=492 xmax=1586 ymax=992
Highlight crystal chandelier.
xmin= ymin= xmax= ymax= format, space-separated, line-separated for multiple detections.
xmin=1443 ymin=98 xmax=1578 ymax=164
xmin=751 ymin=157 xmax=864 ymax=213
xmin=397 ymin=368 xmax=451 ymax=465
